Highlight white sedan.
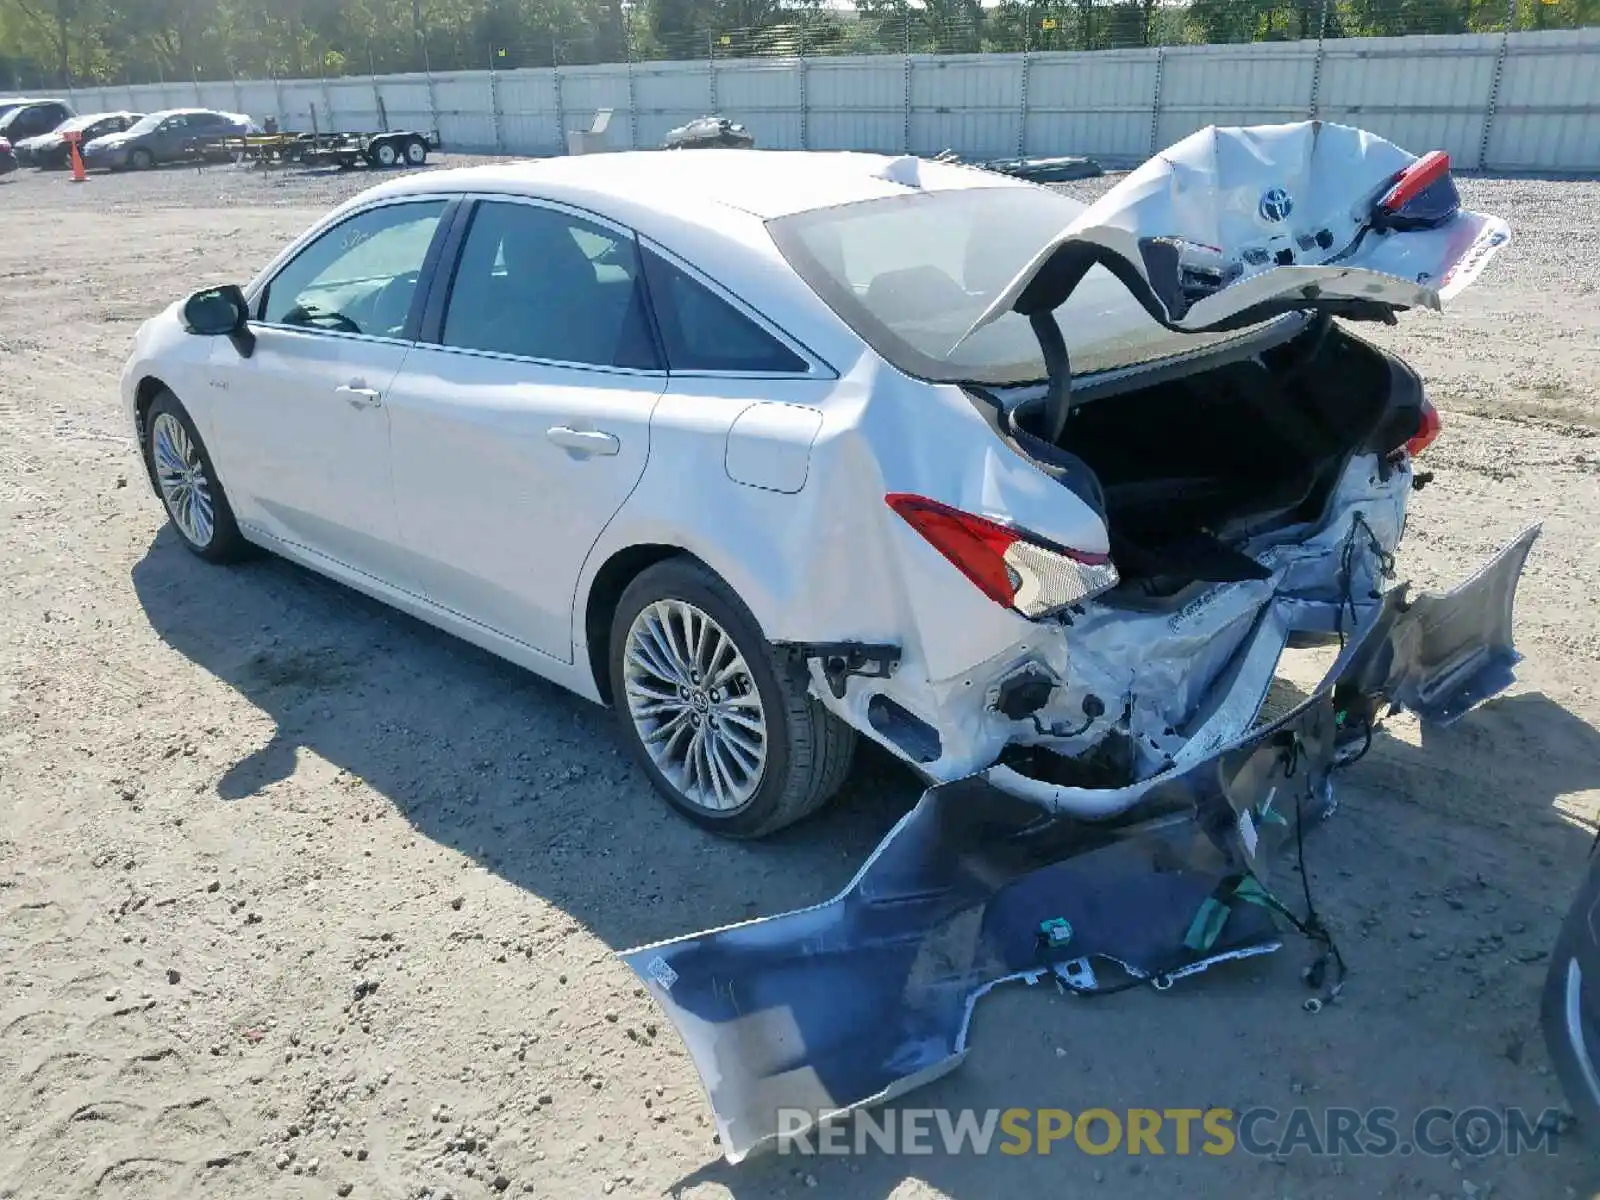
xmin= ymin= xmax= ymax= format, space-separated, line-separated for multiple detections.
xmin=122 ymin=122 xmax=1530 ymax=838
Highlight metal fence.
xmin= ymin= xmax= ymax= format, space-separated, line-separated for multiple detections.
xmin=60 ymin=25 xmax=1600 ymax=172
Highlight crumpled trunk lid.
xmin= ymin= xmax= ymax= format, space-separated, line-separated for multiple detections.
xmin=960 ymin=121 xmax=1509 ymax=349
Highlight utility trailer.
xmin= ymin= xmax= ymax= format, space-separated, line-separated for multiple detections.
xmin=226 ymin=129 xmax=439 ymax=170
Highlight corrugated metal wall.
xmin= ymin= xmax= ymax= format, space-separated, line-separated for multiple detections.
xmin=64 ymin=27 xmax=1600 ymax=171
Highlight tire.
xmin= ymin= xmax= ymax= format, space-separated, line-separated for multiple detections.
xmin=130 ymin=147 xmax=154 ymax=170
xmin=609 ymin=558 xmax=856 ymax=839
xmin=142 ymin=390 xmax=250 ymax=564
xmin=403 ymin=135 xmax=428 ymax=165
xmin=372 ymin=138 xmax=399 ymax=168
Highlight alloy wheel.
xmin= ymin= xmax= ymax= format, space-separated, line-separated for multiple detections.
xmin=151 ymin=411 xmax=215 ymax=548
xmin=623 ymin=599 xmax=768 ymax=812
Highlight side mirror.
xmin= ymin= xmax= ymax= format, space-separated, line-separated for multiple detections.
xmin=181 ymin=284 xmax=255 ymax=357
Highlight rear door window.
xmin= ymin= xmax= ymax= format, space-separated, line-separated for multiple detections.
xmin=640 ymin=250 xmax=807 ymax=375
xmin=438 ymin=200 xmax=659 ymax=370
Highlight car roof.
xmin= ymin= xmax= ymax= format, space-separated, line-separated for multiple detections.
xmin=367 ymin=149 xmax=1032 ymax=223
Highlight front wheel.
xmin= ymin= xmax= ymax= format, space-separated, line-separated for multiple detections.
xmin=609 ymin=559 xmax=856 ymax=839
xmin=130 ymin=147 xmax=154 ymax=170
xmin=142 ymin=391 xmax=250 ymax=563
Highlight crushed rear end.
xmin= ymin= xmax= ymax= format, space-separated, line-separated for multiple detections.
xmin=621 ymin=122 xmax=1538 ymax=1161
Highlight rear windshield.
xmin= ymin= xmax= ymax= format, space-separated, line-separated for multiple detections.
xmin=767 ymin=186 xmax=1248 ymax=387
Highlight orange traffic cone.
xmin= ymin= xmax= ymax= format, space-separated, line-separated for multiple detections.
xmin=66 ymin=130 xmax=87 ymax=183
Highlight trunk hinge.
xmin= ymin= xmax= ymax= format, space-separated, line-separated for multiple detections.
xmin=1029 ymin=308 xmax=1074 ymax=444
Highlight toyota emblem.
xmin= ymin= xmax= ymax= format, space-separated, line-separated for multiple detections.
xmin=1259 ymin=187 xmax=1294 ymax=223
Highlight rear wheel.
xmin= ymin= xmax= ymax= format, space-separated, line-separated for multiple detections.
xmin=143 ymin=390 xmax=250 ymax=563
xmin=402 ymin=135 xmax=428 ymax=165
xmin=609 ymin=559 xmax=856 ymax=839
xmin=371 ymin=138 xmax=399 ymax=168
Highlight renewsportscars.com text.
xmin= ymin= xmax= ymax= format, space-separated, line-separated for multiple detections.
xmin=774 ymin=1105 xmax=1565 ymax=1158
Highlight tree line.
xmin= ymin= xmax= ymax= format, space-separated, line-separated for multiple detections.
xmin=1 ymin=0 xmax=1593 ymax=89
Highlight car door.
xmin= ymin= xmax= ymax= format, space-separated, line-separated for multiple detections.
xmin=383 ymin=196 xmax=666 ymax=663
xmin=203 ymin=196 xmax=451 ymax=584
xmin=8 ymin=104 xmax=50 ymax=139
xmin=185 ymin=112 xmax=227 ymax=159
xmin=151 ymin=113 xmax=187 ymax=162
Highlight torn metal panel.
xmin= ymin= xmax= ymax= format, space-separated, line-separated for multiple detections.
xmin=620 ymin=708 xmax=1325 ymax=1163
xmin=620 ymin=528 xmax=1538 ymax=1163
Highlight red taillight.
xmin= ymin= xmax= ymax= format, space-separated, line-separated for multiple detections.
xmin=1378 ymin=150 xmax=1451 ymax=215
xmin=1406 ymin=397 xmax=1442 ymax=457
xmin=886 ymin=493 xmax=1118 ymax=618
xmin=0 ymin=138 xmax=10 ymax=153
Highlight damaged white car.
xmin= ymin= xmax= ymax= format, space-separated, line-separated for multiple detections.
xmin=126 ymin=121 xmax=1537 ymax=1158
xmin=126 ymin=121 xmax=1525 ymax=841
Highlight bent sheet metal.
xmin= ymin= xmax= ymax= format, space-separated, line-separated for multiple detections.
xmin=620 ymin=528 xmax=1538 ymax=1163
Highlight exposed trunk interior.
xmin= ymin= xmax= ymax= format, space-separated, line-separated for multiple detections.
xmin=997 ymin=319 xmax=1425 ymax=599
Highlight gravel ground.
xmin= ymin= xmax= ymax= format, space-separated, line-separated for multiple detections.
xmin=1 ymin=157 xmax=1599 ymax=1200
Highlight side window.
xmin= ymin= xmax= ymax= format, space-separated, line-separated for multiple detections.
xmin=439 ymin=201 xmax=659 ymax=370
xmin=259 ymin=200 xmax=446 ymax=337
xmin=641 ymin=250 xmax=808 ymax=374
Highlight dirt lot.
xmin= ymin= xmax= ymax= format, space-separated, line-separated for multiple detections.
xmin=1 ymin=158 xmax=1598 ymax=1200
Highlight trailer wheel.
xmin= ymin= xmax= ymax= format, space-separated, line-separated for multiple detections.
xmin=371 ymin=138 xmax=400 ymax=168
xmin=403 ymin=136 xmax=428 ymax=166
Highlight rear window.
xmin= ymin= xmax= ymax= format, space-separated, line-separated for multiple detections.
xmin=642 ymin=250 xmax=807 ymax=374
xmin=767 ymin=186 xmax=1250 ymax=387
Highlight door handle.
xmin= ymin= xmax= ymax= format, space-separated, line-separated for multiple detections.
xmin=546 ymin=426 xmax=620 ymax=457
xmin=336 ymin=384 xmax=383 ymax=409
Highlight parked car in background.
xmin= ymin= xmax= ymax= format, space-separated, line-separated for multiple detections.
xmin=16 ymin=110 xmax=141 ymax=169
xmin=0 ymin=137 xmax=15 ymax=177
xmin=0 ymin=98 xmax=74 ymax=146
xmin=1543 ymin=836 xmax=1600 ymax=1133
xmin=663 ymin=115 xmax=754 ymax=150
xmin=83 ymin=108 xmax=254 ymax=171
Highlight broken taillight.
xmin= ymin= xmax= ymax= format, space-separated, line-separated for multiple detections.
xmin=1406 ymin=396 xmax=1442 ymax=456
xmin=1372 ymin=150 xmax=1460 ymax=232
xmin=886 ymin=494 xmax=1119 ymax=618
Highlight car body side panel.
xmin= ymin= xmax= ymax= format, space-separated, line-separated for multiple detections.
xmin=573 ymin=354 xmax=1105 ymax=713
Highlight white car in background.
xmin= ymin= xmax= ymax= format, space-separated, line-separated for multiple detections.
xmin=121 ymin=122 xmax=1531 ymax=839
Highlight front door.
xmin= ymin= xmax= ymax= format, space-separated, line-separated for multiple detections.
xmin=205 ymin=197 xmax=449 ymax=585
xmin=384 ymin=197 xmax=666 ymax=663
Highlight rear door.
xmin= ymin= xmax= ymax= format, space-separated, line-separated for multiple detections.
xmin=185 ymin=112 xmax=231 ymax=159
xmin=384 ymin=196 xmax=665 ymax=663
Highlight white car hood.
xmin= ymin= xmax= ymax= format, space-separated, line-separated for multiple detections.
xmin=961 ymin=121 xmax=1508 ymax=344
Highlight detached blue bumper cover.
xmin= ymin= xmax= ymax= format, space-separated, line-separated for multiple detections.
xmin=622 ymin=527 xmax=1538 ymax=1163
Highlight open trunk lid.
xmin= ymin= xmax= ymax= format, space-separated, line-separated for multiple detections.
xmin=961 ymin=121 xmax=1508 ymax=350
